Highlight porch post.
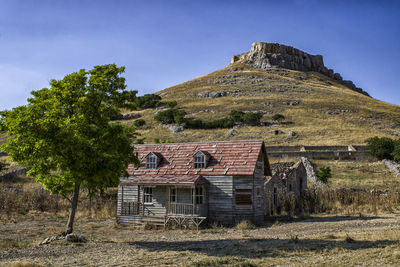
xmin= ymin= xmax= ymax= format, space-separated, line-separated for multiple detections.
xmin=192 ymin=185 xmax=196 ymax=215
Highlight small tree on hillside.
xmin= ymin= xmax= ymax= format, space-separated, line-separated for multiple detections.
xmin=0 ymin=64 xmax=139 ymax=234
xmin=316 ymin=166 xmax=332 ymax=184
xmin=366 ymin=136 xmax=395 ymax=160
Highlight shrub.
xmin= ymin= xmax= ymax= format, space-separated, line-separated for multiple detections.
xmin=242 ymin=112 xmax=263 ymax=126
xmin=230 ymin=110 xmax=245 ymax=122
xmin=366 ymin=136 xmax=395 ymax=160
xmin=272 ymin=113 xmax=285 ymax=121
xmin=392 ymin=139 xmax=400 ymax=163
xmin=185 ymin=117 xmax=234 ymax=129
xmin=0 ymin=160 xmax=8 ymax=172
xmin=154 ymin=108 xmax=187 ymax=124
xmin=316 ymin=166 xmax=332 ymax=184
xmin=133 ymin=119 xmax=146 ymax=128
xmin=166 ymin=101 xmax=178 ymax=109
xmin=234 ymin=220 xmax=256 ymax=230
xmin=137 ymin=94 xmax=162 ymax=109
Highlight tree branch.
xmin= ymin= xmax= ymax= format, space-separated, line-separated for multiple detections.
xmin=61 ymin=194 xmax=72 ymax=204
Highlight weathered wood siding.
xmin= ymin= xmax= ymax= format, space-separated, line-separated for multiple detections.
xmin=204 ymin=175 xmax=234 ymax=225
xmin=232 ymin=153 xmax=265 ymax=224
xmin=117 ymin=185 xmax=138 ymax=216
xmin=254 ymin=153 xmax=266 ymax=223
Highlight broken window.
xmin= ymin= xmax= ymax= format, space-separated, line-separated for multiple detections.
xmin=235 ymin=189 xmax=252 ymax=205
xmin=194 ymin=152 xmax=206 ymax=169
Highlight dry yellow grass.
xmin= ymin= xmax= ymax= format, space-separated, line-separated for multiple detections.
xmin=1 ymin=213 xmax=400 ymax=266
xmin=124 ymin=62 xmax=400 ymax=145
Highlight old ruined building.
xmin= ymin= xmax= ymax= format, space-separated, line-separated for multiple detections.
xmin=232 ymin=42 xmax=369 ymax=96
xmin=265 ymin=161 xmax=308 ymax=215
xmin=117 ymin=140 xmax=310 ymax=227
xmin=117 ymin=140 xmax=276 ymax=227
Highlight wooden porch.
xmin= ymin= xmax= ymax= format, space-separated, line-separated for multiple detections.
xmin=120 ymin=201 xmax=207 ymax=229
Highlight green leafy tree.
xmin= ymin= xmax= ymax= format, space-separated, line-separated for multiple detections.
xmin=366 ymin=136 xmax=395 ymax=160
xmin=0 ymin=64 xmax=139 ymax=234
xmin=154 ymin=108 xmax=187 ymax=124
xmin=316 ymin=166 xmax=332 ymax=184
xmin=137 ymin=94 xmax=162 ymax=109
xmin=272 ymin=114 xmax=285 ymax=121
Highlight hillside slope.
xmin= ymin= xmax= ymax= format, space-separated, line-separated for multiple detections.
xmin=128 ymin=43 xmax=400 ymax=145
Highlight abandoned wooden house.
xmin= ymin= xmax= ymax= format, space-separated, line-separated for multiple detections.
xmin=117 ymin=140 xmax=272 ymax=227
xmin=264 ymin=161 xmax=307 ymax=215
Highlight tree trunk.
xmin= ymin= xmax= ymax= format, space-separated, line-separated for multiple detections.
xmin=66 ymin=182 xmax=80 ymax=235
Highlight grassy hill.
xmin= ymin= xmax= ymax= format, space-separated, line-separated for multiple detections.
xmin=124 ymin=61 xmax=400 ymax=145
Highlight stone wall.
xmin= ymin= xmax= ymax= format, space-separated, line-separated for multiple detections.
xmin=0 ymin=167 xmax=29 ymax=182
xmin=266 ymin=145 xmax=373 ymax=161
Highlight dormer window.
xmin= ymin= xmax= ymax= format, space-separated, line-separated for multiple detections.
xmin=194 ymin=151 xmax=207 ymax=169
xmin=146 ymin=152 xmax=159 ymax=169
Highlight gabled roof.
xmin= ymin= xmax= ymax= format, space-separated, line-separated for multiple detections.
xmin=127 ymin=140 xmax=271 ymax=176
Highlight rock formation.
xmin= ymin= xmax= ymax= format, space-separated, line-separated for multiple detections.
xmin=232 ymin=42 xmax=369 ymax=96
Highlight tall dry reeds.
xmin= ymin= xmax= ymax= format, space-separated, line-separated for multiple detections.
xmin=0 ymin=186 xmax=117 ymax=219
xmin=276 ymin=187 xmax=400 ymax=217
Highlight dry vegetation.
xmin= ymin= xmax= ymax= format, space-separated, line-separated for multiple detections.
xmin=122 ymin=62 xmax=400 ymax=145
xmin=1 ymin=212 xmax=399 ymax=266
xmin=1 ymin=171 xmax=400 ymax=266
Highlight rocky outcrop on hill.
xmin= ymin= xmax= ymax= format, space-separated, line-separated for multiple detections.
xmin=232 ymin=42 xmax=369 ymax=96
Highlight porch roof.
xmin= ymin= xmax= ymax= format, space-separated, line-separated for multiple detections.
xmin=120 ymin=175 xmax=208 ymax=186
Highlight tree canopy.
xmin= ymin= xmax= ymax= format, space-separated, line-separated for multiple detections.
xmin=0 ymin=64 xmax=139 ymax=234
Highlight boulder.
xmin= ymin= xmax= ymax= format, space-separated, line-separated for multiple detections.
xmin=65 ymin=233 xmax=87 ymax=243
xmin=288 ymin=131 xmax=296 ymax=137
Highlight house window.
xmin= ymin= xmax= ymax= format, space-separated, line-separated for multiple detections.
xmin=273 ymin=185 xmax=278 ymax=207
xmin=192 ymin=187 xmax=204 ymax=204
xmin=170 ymin=188 xmax=176 ymax=203
xmin=194 ymin=152 xmax=206 ymax=169
xmin=289 ymin=184 xmax=292 ymax=192
xmin=256 ymin=186 xmax=262 ymax=208
xmin=235 ymin=189 xmax=252 ymax=205
xmin=146 ymin=154 xmax=157 ymax=169
xmin=144 ymin=187 xmax=153 ymax=203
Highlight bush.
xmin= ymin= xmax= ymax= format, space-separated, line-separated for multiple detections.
xmin=0 ymin=160 xmax=8 ymax=172
xmin=230 ymin=110 xmax=262 ymax=126
xmin=230 ymin=110 xmax=245 ymax=122
xmin=166 ymin=101 xmax=178 ymax=109
xmin=137 ymin=94 xmax=162 ymax=109
xmin=272 ymin=114 xmax=285 ymax=121
xmin=154 ymin=108 xmax=187 ymax=124
xmin=316 ymin=166 xmax=332 ymax=184
xmin=242 ymin=113 xmax=263 ymax=126
xmin=133 ymin=119 xmax=146 ymax=128
xmin=366 ymin=136 xmax=395 ymax=160
xmin=185 ymin=117 xmax=234 ymax=129
xmin=392 ymin=139 xmax=400 ymax=163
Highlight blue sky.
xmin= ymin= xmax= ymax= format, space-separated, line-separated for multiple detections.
xmin=0 ymin=0 xmax=399 ymax=110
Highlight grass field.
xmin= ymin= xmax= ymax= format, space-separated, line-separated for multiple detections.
xmin=1 ymin=213 xmax=399 ymax=266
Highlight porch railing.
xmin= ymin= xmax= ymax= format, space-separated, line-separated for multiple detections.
xmin=121 ymin=202 xmax=154 ymax=216
xmin=166 ymin=202 xmax=207 ymax=216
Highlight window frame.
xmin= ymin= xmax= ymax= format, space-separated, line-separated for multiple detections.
xmin=192 ymin=187 xmax=204 ymax=204
xmin=143 ymin=187 xmax=153 ymax=204
xmin=146 ymin=153 xmax=158 ymax=169
xmin=235 ymin=188 xmax=253 ymax=206
xmin=169 ymin=187 xmax=177 ymax=203
xmin=194 ymin=151 xmax=206 ymax=169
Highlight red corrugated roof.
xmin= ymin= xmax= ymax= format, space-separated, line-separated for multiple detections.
xmin=120 ymin=175 xmax=208 ymax=186
xmin=128 ymin=140 xmax=267 ymax=177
